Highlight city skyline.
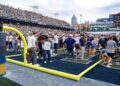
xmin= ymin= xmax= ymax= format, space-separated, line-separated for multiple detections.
xmin=1 ymin=0 xmax=120 ymax=24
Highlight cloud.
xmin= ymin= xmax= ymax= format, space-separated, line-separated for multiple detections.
xmin=74 ymin=0 xmax=119 ymax=9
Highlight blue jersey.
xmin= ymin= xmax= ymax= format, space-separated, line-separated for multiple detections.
xmin=118 ymin=41 xmax=120 ymax=47
xmin=101 ymin=49 xmax=107 ymax=54
xmin=80 ymin=37 xmax=85 ymax=46
xmin=87 ymin=37 xmax=94 ymax=47
xmin=65 ymin=37 xmax=75 ymax=49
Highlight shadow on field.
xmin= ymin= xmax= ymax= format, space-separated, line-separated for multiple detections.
xmin=0 ymin=77 xmax=21 ymax=86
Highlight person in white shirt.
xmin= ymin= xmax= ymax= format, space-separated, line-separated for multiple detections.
xmin=79 ymin=34 xmax=86 ymax=60
xmin=62 ymin=35 xmax=66 ymax=48
xmin=53 ymin=33 xmax=59 ymax=55
xmin=43 ymin=36 xmax=52 ymax=63
xmin=74 ymin=34 xmax=80 ymax=57
xmin=26 ymin=32 xmax=39 ymax=66
xmin=13 ymin=35 xmax=18 ymax=53
xmin=17 ymin=36 xmax=23 ymax=53
xmin=106 ymin=36 xmax=118 ymax=68
xmin=6 ymin=33 xmax=9 ymax=50
xmin=8 ymin=33 xmax=13 ymax=50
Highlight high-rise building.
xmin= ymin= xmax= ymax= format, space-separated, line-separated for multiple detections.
xmin=71 ymin=14 xmax=78 ymax=25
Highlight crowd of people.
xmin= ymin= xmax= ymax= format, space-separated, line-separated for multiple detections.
xmin=6 ymin=27 xmax=120 ymax=67
xmin=4 ymin=23 xmax=72 ymax=36
xmin=0 ymin=4 xmax=70 ymax=28
xmin=1 ymin=3 xmax=119 ymax=68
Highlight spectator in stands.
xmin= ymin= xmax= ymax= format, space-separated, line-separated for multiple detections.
xmin=0 ymin=4 xmax=71 ymax=28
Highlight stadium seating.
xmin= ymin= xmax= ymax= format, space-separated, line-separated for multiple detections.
xmin=0 ymin=4 xmax=71 ymax=28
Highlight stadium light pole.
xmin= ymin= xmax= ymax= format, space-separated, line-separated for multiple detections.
xmin=30 ymin=5 xmax=39 ymax=13
xmin=53 ymin=12 xmax=59 ymax=19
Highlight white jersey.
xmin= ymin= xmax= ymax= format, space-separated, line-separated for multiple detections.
xmin=9 ymin=35 xmax=13 ymax=42
xmin=27 ymin=35 xmax=36 ymax=49
xmin=21 ymin=41 xmax=24 ymax=48
xmin=106 ymin=40 xmax=117 ymax=53
xmin=43 ymin=41 xmax=51 ymax=50
xmin=6 ymin=35 xmax=9 ymax=41
xmin=74 ymin=37 xmax=80 ymax=44
xmin=54 ymin=35 xmax=59 ymax=43
xmin=62 ymin=36 xmax=66 ymax=43
xmin=49 ymin=38 xmax=54 ymax=48
xmin=18 ymin=40 xmax=21 ymax=46
xmin=32 ymin=35 xmax=36 ymax=48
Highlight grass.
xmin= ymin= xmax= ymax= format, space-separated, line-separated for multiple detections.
xmin=7 ymin=48 xmax=120 ymax=69
xmin=59 ymin=49 xmax=96 ymax=64
xmin=111 ymin=64 xmax=120 ymax=69
xmin=61 ymin=57 xmax=89 ymax=64
xmin=0 ymin=77 xmax=21 ymax=86
xmin=112 ymin=57 xmax=120 ymax=69
xmin=57 ymin=49 xmax=89 ymax=64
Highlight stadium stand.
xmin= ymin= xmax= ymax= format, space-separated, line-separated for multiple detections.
xmin=0 ymin=4 xmax=72 ymax=29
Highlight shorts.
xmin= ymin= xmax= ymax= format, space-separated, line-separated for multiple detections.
xmin=107 ymin=53 xmax=115 ymax=58
xmin=75 ymin=44 xmax=80 ymax=49
xmin=102 ymin=52 xmax=107 ymax=56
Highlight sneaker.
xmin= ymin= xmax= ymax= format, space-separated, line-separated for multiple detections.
xmin=53 ymin=53 xmax=58 ymax=56
xmin=80 ymin=57 xmax=84 ymax=60
xmin=34 ymin=64 xmax=40 ymax=66
xmin=74 ymin=57 xmax=78 ymax=60
xmin=49 ymin=60 xmax=52 ymax=63
xmin=102 ymin=62 xmax=107 ymax=65
xmin=106 ymin=65 xmax=111 ymax=68
xmin=70 ymin=58 xmax=74 ymax=60
xmin=108 ymin=63 xmax=112 ymax=66
xmin=29 ymin=63 xmax=32 ymax=65
xmin=44 ymin=61 xmax=47 ymax=64
xmin=53 ymin=53 xmax=56 ymax=56
xmin=76 ymin=55 xmax=80 ymax=58
xmin=41 ymin=57 xmax=43 ymax=59
xmin=55 ymin=53 xmax=58 ymax=56
xmin=36 ymin=56 xmax=39 ymax=59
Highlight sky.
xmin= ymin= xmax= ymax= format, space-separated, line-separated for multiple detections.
xmin=1 ymin=0 xmax=120 ymax=24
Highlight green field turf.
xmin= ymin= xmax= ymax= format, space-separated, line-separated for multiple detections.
xmin=0 ymin=77 xmax=21 ymax=86
xmin=112 ymin=57 xmax=120 ymax=69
